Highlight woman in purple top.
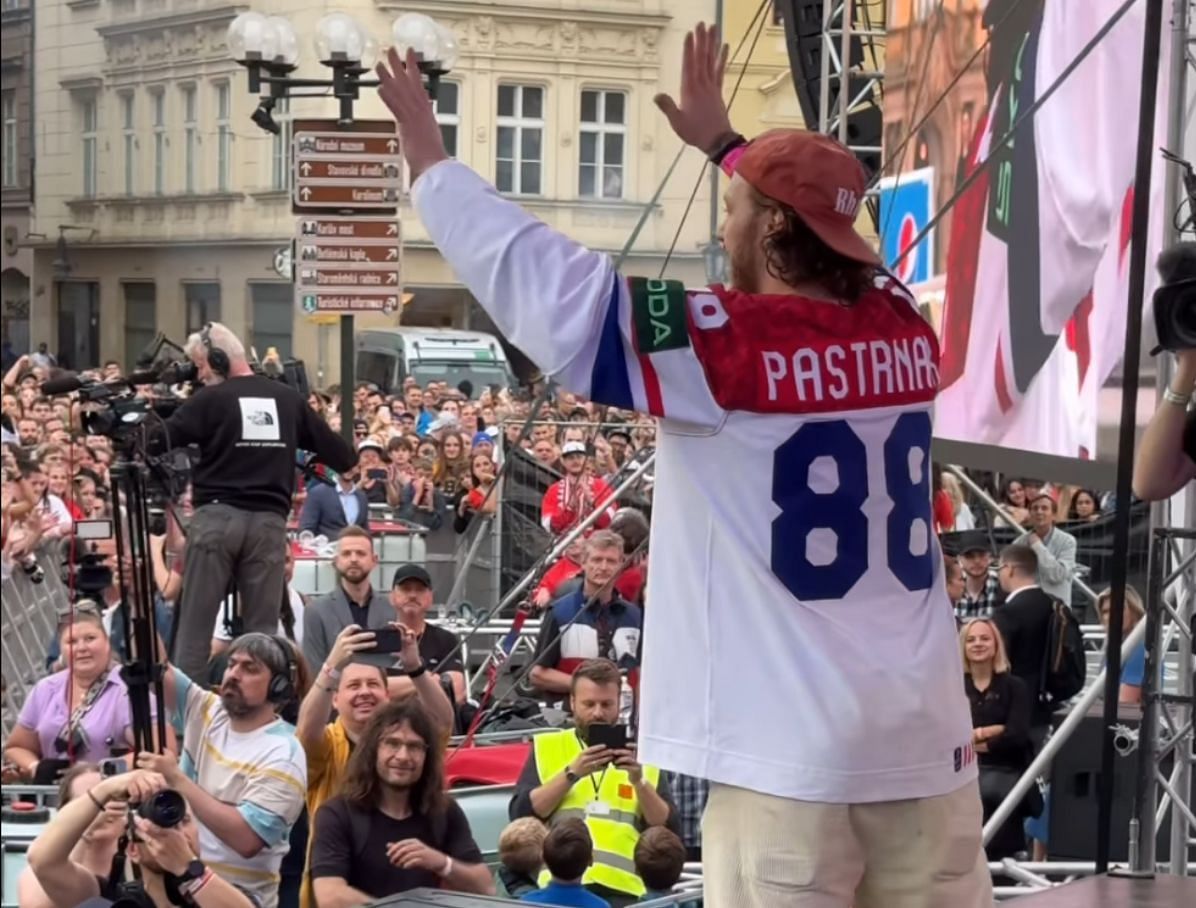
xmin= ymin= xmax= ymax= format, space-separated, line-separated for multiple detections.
xmin=4 ymin=603 xmax=142 ymax=778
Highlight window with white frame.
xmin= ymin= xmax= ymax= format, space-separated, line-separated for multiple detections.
xmin=182 ymin=85 xmax=197 ymax=193
xmin=579 ymin=90 xmax=626 ymax=199
xmin=434 ymin=82 xmax=460 ymax=158
xmin=2 ymin=91 xmax=15 ymax=188
xmin=216 ymin=83 xmax=231 ymax=191
xmin=121 ymin=93 xmax=136 ymax=196
xmin=495 ymin=85 xmax=543 ymax=195
xmin=152 ymin=89 xmax=166 ymax=195
xmin=271 ymin=98 xmax=292 ymax=190
xmin=82 ymin=97 xmax=98 ymax=198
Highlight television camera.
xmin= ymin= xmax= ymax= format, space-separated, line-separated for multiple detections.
xmin=1155 ymin=149 xmax=1196 ymax=353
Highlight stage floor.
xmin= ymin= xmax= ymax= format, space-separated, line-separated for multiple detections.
xmin=1007 ymin=872 xmax=1195 ymax=906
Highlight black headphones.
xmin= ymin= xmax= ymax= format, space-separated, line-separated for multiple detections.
xmin=265 ymin=634 xmax=297 ymax=704
xmin=201 ymin=323 xmax=230 ymax=378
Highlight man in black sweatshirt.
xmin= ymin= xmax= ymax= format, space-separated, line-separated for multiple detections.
xmin=164 ymin=322 xmax=356 ymax=678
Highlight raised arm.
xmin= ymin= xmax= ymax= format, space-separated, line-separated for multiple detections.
xmin=1133 ymin=350 xmax=1196 ymax=500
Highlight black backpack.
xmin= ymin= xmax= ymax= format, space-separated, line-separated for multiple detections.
xmin=1040 ymin=598 xmax=1087 ymax=705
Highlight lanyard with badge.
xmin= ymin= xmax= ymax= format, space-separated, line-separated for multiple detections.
xmin=575 ymin=731 xmax=613 ymax=818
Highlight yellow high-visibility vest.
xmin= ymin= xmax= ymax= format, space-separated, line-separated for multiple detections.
xmin=533 ymin=729 xmax=660 ymax=897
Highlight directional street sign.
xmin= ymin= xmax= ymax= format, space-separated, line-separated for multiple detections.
xmin=293 ymin=215 xmax=401 ymax=315
xmin=291 ymin=121 xmax=403 ymax=316
xmin=292 ymin=119 xmax=402 ymax=214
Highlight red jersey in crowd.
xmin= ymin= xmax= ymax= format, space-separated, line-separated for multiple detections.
xmin=540 ymin=475 xmax=616 ymax=536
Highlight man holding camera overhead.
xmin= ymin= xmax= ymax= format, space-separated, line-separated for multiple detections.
xmin=161 ymin=322 xmax=355 ymax=680
xmin=27 ymin=767 xmax=258 ymax=907
xmin=133 ymin=633 xmax=308 ymax=908
xmin=509 ymin=659 xmax=678 ymax=908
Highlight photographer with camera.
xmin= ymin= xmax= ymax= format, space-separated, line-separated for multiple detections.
xmin=26 ymin=767 xmax=257 ymax=907
xmin=1133 ymin=244 xmax=1196 ymax=501
xmin=161 ymin=323 xmax=355 ymax=679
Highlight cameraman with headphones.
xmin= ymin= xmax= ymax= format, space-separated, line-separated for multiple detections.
xmin=1133 ymin=244 xmax=1196 ymax=501
xmin=26 ymin=767 xmax=257 ymax=907
xmin=134 ymin=633 xmax=308 ymax=908
xmin=162 ymin=323 xmax=355 ymax=679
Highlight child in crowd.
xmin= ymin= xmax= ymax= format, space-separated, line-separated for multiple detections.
xmin=520 ymin=818 xmax=609 ymax=907
xmin=497 ymin=817 xmax=548 ymax=898
xmin=634 ymin=827 xmax=687 ymax=902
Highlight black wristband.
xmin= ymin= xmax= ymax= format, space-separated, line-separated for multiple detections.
xmin=709 ymin=133 xmax=747 ymax=166
xmin=406 ymin=663 xmax=427 ymax=679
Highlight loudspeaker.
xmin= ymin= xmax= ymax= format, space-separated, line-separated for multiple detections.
xmin=1047 ymin=704 xmax=1178 ymax=862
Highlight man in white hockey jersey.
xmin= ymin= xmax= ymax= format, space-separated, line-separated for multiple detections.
xmin=377 ymin=23 xmax=988 ymax=908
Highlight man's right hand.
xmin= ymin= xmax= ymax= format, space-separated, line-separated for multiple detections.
xmin=1173 ymin=348 xmax=1196 ymax=392
xmin=327 ymin=624 xmax=377 ymax=672
xmin=567 ymin=745 xmax=612 ymax=779
xmin=654 ymin=22 xmax=734 ymax=155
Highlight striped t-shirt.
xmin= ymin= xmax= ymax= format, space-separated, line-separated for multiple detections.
xmin=173 ymin=670 xmax=307 ymax=908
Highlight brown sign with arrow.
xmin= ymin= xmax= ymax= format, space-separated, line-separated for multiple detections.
xmin=291 ymin=119 xmax=402 ymax=215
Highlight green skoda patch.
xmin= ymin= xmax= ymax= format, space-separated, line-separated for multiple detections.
xmin=629 ymin=277 xmax=689 ymax=355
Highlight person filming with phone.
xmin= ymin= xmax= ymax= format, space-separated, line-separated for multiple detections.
xmin=509 ymin=659 xmax=678 ymax=908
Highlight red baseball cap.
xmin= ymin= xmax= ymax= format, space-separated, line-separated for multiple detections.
xmin=735 ymin=129 xmax=881 ymax=266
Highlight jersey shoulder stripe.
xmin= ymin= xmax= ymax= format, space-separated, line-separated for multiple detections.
xmin=589 ymin=270 xmax=635 ymax=411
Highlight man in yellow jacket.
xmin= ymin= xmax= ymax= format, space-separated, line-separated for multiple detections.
xmin=509 ymin=659 xmax=679 ymax=908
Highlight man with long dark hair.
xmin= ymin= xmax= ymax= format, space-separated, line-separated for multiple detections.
xmin=308 ymin=700 xmax=493 ymax=904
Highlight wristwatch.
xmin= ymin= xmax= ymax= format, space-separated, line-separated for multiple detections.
xmin=406 ymin=662 xmax=427 ymax=679
xmin=565 ymin=768 xmax=580 ymax=784
xmin=177 ymin=858 xmax=206 ymax=888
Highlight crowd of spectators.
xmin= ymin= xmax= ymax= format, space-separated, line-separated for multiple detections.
xmin=0 ymin=342 xmax=1145 ymax=903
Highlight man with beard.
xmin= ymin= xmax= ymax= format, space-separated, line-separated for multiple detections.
xmin=376 ymin=20 xmax=985 ymax=908
xmin=510 ymin=659 xmax=677 ymax=907
xmin=302 ymin=527 xmax=393 ymax=673
xmin=530 ymin=531 xmax=641 ymax=701
xmin=138 ymin=633 xmax=308 ymax=908
xmin=27 ymin=767 xmax=258 ymax=907
xmin=309 ymin=700 xmax=494 ymax=903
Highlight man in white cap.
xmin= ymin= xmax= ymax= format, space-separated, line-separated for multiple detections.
xmin=541 ymin=439 xmax=616 ymax=537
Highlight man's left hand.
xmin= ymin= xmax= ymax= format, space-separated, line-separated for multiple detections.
xmin=376 ymin=48 xmax=450 ymax=183
xmin=394 ymin=623 xmax=421 ymax=672
xmin=613 ymin=746 xmax=643 ymax=785
xmin=136 ymin=749 xmax=185 ymax=787
xmin=387 ymin=839 xmax=447 ymax=873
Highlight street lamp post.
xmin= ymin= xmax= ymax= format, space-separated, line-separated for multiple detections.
xmin=225 ymin=11 xmax=457 ymax=441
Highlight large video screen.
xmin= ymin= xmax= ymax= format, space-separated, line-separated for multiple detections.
xmin=881 ymin=0 xmax=1172 ymax=472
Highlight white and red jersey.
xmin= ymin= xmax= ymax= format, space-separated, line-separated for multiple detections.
xmin=413 ymin=160 xmax=974 ymax=804
xmin=541 ymin=474 xmax=616 ymax=535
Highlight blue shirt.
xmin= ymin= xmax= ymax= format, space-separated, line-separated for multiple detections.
xmin=338 ymin=483 xmax=360 ymax=526
xmin=522 ymin=881 xmax=611 ymax=907
xmin=1121 ymin=641 xmax=1146 ymax=687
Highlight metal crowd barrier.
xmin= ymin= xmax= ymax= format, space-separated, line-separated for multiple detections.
xmin=0 ymin=546 xmax=69 ymax=741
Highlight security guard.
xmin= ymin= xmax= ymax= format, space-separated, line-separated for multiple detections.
xmin=509 ymin=659 xmax=679 ymax=908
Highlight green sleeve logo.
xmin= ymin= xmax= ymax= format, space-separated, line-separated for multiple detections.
xmin=630 ymin=277 xmax=689 ymax=355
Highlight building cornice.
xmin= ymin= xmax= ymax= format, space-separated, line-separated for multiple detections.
xmin=96 ymin=4 xmax=247 ymax=39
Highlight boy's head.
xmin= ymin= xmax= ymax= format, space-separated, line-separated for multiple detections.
xmin=498 ymin=817 xmax=547 ymax=877
xmin=634 ymin=826 xmax=687 ymax=893
xmin=543 ymin=817 xmax=593 ymax=883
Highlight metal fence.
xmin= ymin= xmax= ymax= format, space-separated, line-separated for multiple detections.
xmin=0 ymin=545 xmax=70 ymax=741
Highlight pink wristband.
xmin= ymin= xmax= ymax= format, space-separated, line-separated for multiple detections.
xmin=719 ymin=143 xmax=748 ymax=177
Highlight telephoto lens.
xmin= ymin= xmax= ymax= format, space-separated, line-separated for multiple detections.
xmin=136 ymin=790 xmax=186 ymax=828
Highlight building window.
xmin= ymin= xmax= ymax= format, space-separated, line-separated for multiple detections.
xmin=184 ymin=282 xmax=221 ymax=334
xmin=121 ymin=93 xmax=136 ymax=196
xmin=271 ymin=98 xmax=292 ymax=191
xmin=250 ymin=283 xmax=293 ymax=359
xmin=182 ymin=85 xmax=197 ymax=194
xmin=495 ymin=85 xmax=543 ymax=195
xmin=216 ymin=83 xmax=231 ymax=192
xmin=80 ymin=98 xmax=98 ymax=198
xmin=434 ymin=82 xmax=460 ymax=158
xmin=579 ymin=90 xmax=626 ymax=199
xmin=123 ymin=282 xmax=157 ymax=369
xmin=2 ymin=91 xmax=15 ymax=188
xmin=152 ymin=89 xmax=166 ymax=195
